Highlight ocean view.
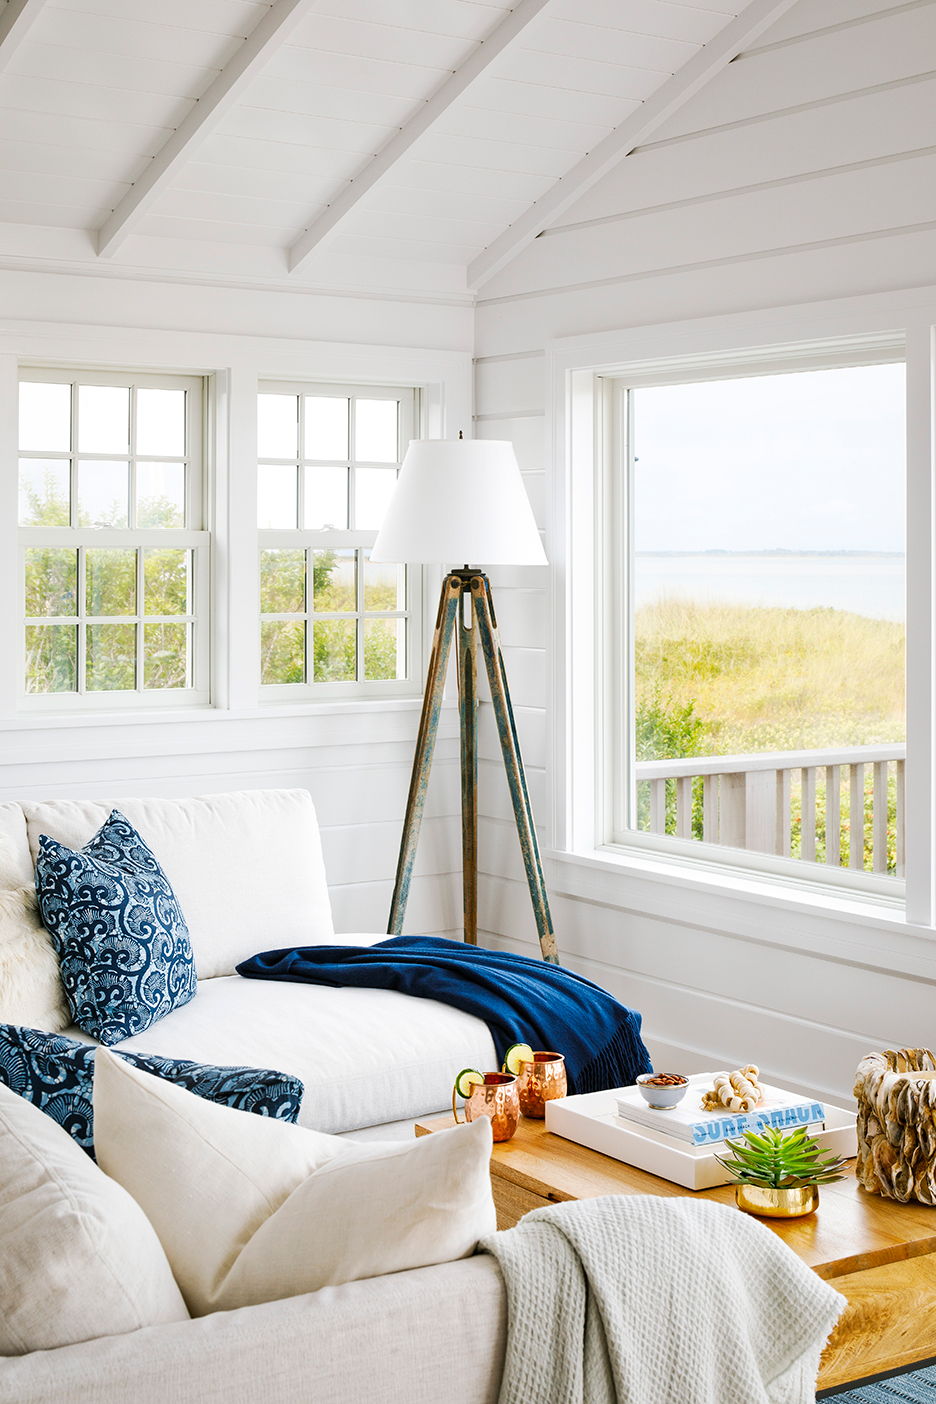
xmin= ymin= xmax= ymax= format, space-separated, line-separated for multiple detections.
xmin=635 ymin=552 xmax=905 ymax=623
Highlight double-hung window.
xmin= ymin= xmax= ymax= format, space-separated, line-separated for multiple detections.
xmin=603 ymin=354 xmax=907 ymax=897
xmin=257 ymin=383 xmax=420 ymax=698
xmin=17 ymin=369 xmax=209 ymax=710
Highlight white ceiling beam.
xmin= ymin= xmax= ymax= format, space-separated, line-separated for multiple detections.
xmin=467 ymin=0 xmax=802 ymax=291
xmin=287 ymin=0 xmax=553 ymax=274
xmin=97 ymin=0 xmax=319 ymax=258
xmin=0 ymin=0 xmax=48 ymax=71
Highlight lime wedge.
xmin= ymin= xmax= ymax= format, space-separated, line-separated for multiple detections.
xmin=454 ymin=1068 xmax=484 ymax=1099
xmin=503 ymin=1043 xmax=534 ymax=1076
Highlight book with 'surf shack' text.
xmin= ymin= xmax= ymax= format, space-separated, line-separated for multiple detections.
xmin=614 ymin=1085 xmax=826 ymax=1146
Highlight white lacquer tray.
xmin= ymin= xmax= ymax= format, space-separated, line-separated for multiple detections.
xmin=545 ymin=1074 xmax=858 ymax=1190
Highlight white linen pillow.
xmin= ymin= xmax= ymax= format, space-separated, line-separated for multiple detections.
xmin=0 ymin=1083 xmax=189 ymax=1355
xmin=0 ymin=816 xmax=69 ymax=1032
xmin=93 ymin=1050 xmax=496 ymax=1318
xmin=0 ymin=884 xmax=69 ymax=1032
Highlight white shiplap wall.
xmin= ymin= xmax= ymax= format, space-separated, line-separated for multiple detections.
xmin=473 ymin=0 xmax=936 ymax=1102
xmin=0 ymin=274 xmax=472 ymax=942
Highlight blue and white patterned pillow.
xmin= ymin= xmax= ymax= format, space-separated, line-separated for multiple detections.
xmin=35 ymin=810 xmax=198 ymax=1045
xmin=0 ymin=1025 xmax=304 ymax=1159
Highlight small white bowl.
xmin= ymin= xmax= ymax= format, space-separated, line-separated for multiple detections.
xmin=636 ymin=1073 xmax=689 ymax=1110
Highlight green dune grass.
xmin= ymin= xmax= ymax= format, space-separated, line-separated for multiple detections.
xmin=634 ymin=598 xmax=905 ymax=871
xmin=636 ymin=597 xmax=905 ymax=757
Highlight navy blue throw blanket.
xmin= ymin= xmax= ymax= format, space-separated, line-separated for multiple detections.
xmin=237 ymin=936 xmax=651 ymax=1096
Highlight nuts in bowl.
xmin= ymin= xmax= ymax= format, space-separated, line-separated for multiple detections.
xmin=636 ymin=1072 xmax=689 ymax=1109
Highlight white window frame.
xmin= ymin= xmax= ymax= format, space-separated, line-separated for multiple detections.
xmin=258 ymin=380 xmax=423 ymax=701
xmin=603 ymin=348 xmax=907 ymax=902
xmin=546 ymin=298 xmax=936 ymax=940
xmin=17 ymin=366 xmax=210 ymax=713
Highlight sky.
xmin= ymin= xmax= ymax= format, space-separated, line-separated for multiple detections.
xmin=633 ymin=363 xmax=906 ymax=555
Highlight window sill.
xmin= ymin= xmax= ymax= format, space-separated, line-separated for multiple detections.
xmin=0 ymin=694 xmax=437 ymax=733
xmin=546 ymin=845 xmax=936 ymax=982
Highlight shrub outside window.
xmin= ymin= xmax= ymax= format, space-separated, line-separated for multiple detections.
xmin=17 ymin=369 xmax=209 ymax=710
xmin=258 ymin=383 xmax=419 ymax=698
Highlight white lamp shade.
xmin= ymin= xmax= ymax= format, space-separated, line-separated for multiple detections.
xmin=369 ymin=438 xmax=548 ymax=566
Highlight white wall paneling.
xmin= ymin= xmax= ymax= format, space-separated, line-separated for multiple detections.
xmin=484 ymin=589 xmax=548 ymax=651
xmin=483 ymin=915 xmax=921 ymax=1107
xmin=540 ymin=79 xmax=936 ymax=229
xmin=644 ymin=4 xmax=936 ymax=147
xmin=478 ymin=155 xmax=936 ymax=302
xmin=750 ymin=0 xmax=934 ymax=47
xmin=467 ymin=0 xmax=803 ymax=289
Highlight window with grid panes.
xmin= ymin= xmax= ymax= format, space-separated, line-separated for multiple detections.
xmin=258 ymin=384 xmax=419 ymax=697
xmin=17 ymin=370 xmax=209 ymax=709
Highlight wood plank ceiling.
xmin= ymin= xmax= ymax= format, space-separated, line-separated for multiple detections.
xmin=0 ymin=0 xmax=843 ymax=300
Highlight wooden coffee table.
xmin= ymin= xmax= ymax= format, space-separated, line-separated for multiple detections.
xmin=417 ymin=1113 xmax=936 ymax=1391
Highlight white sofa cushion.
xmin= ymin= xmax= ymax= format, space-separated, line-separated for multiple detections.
xmin=22 ymin=789 xmax=334 ymax=980
xmin=0 ymin=804 xmax=33 ymax=888
xmin=86 ymin=972 xmax=497 ymax=1132
xmin=94 ymin=1051 xmax=497 ymax=1317
xmin=0 ymin=805 xmax=69 ymax=1032
xmin=0 ymin=886 xmax=69 ymax=1032
xmin=0 ymin=1083 xmax=189 ymax=1356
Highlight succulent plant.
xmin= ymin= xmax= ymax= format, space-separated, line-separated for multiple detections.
xmin=715 ymin=1125 xmax=849 ymax=1189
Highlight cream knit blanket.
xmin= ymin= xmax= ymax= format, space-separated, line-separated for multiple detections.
xmin=479 ymin=1195 xmax=846 ymax=1404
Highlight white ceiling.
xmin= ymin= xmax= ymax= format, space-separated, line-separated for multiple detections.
xmin=0 ymin=0 xmax=792 ymax=301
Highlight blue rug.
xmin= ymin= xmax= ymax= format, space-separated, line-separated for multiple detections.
xmin=820 ymin=1363 xmax=936 ymax=1400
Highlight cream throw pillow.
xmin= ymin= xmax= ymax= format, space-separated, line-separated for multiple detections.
xmin=0 ymin=823 xmax=69 ymax=1031
xmin=94 ymin=1050 xmax=496 ymax=1317
xmin=0 ymin=1083 xmax=189 ymax=1354
xmin=0 ymin=884 xmax=69 ymax=1032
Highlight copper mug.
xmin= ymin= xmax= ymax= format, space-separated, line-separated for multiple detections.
xmin=517 ymin=1052 xmax=567 ymax=1118
xmin=455 ymin=1072 xmax=520 ymax=1143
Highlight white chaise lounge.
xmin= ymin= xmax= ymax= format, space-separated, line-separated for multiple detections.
xmin=0 ymin=787 xmax=497 ymax=1135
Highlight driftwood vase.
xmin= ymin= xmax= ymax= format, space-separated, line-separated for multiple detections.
xmin=854 ymin=1048 xmax=936 ymax=1203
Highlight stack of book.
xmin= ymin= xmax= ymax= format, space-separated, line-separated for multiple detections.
xmin=614 ymin=1084 xmax=827 ymax=1148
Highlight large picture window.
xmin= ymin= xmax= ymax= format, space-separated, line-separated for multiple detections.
xmin=257 ymin=383 xmax=419 ymax=698
xmin=17 ymin=369 xmax=209 ymax=710
xmin=607 ymin=358 xmax=906 ymax=895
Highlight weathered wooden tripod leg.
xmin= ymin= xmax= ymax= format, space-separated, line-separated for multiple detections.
xmin=458 ymin=584 xmax=478 ymax=945
xmin=387 ymin=574 xmax=461 ymax=935
xmin=471 ymin=575 xmax=560 ymax=964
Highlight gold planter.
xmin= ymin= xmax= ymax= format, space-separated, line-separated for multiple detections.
xmin=734 ymin=1184 xmax=820 ymax=1218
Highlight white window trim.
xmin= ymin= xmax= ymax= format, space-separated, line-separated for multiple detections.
xmin=603 ymin=350 xmax=906 ymax=903
xmin=545 ymin=289 xmax=936 ymax=964
xmin=16 ymin=366 xmax=210 ymax=713
xmin=257 ymin=380 xmax=424 ymax=701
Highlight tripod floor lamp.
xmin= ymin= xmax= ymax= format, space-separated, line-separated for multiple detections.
xmin=370 ymin=437 xmax=559 ymax=965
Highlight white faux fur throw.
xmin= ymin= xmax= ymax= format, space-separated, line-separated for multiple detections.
xmin=0 ymin=885 xmax=69 ymax=1032
xmin=480 ymin=1194 xmax=846 ymax=1404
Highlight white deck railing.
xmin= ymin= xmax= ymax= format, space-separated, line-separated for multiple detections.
xmin=636 ymin=744 xmax=905 ymax=875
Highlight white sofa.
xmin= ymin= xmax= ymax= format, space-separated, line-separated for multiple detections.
xmin=0 ymin=1256 xmax=508 ymax=1404
xmin=0 ymin=787 xmax=508 ymax=1404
